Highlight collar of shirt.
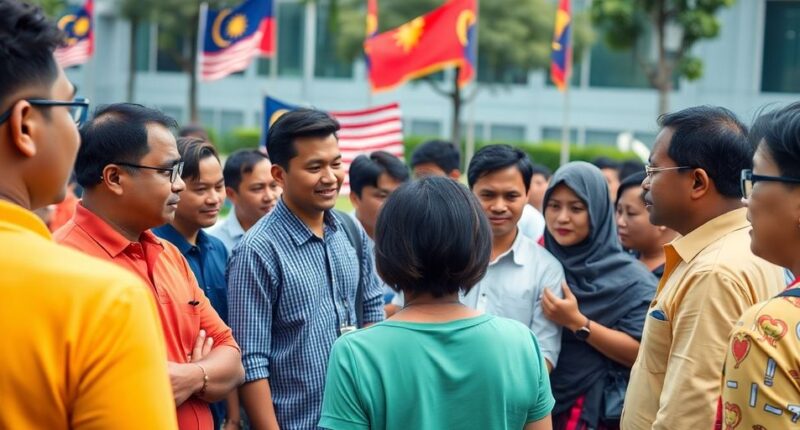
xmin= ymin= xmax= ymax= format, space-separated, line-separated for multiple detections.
xmin=223 ymin=211 xmax=246 ymax=241
xmin=490 ymin=229 xmax=528 ymax=267
xmin=668 ymin=207 xmax=750 ymax=264
xmin=272 ymin=198 xmax=341 ymax=245
xmin=153 ymin=223 xmax=218 ymax=255
xmin=0 ymin=199 xmax=51 ymax=240
xmin=72 ymin=203 xmax=164 ymax=258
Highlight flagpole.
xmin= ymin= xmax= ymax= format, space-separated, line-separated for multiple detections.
xmin=464 ymin=0 xmax=479 ymax=169
xmin=302 ymin=1 xmax=317 ymax=103
xmin=559 ymin=83 xmax=570 ymax=166
xmin=195 ymin=3 xmax=208 ymax=123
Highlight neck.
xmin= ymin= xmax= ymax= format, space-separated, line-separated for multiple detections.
xmin=676 ymin=198 xmax=743 ymax=236
xmin=356 ymin=213 xmax=375 ymax=239
xmin=81 ymin=193 xmax=144 ymax=242
xmin=282 ymin=196 xmax=325 ymax=237
xmin=403 ymin=291 xmax=461 ymax=307
xmin=638 ymin=246 xmax=665 ymax=270
xmin=0 ymin=188 xmax=30 ymax=210
xmin=491 ymin=228 xmax=517 ymax=261
xmin=235 ymin=209 xmax=256 ymax=232
xmin=171 ymin=217 xmax=200 ymax=246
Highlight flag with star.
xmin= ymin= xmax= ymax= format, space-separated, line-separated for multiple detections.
xmin=54 ymin=0 xmax=94 ymax=68
xmin=199 ymin=0 xmax=275 ymax=81
xmin=550 ymin=0 xmax=571 ymax=91
xmin=364 ymin=0 xmax=477 ymax=93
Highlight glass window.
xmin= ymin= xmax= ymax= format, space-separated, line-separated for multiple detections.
xmin=278 ymin=2 xmax=305 ymax=77
xmin=478 ymin=57 xmax=528 ymax=85
xmin=221 ymin=110 xmax=245 ymax=134
xmin=156 ymin=27 xmax=189 ymax=73
xmin=314 ymin=1 xmax=353 ymax=78
xmin=761 ymin=1 xmax=800 ymax=93
xmin=585 ymin=129 xmax=619 ymax=146
xmin=589 ymin=29 xmax=679 ymax=89
xmin=541 ymin=127 xmax=579 ymax=143
xmin=134 ymin=22 xmax=151 ymax=72
xmin=160 ymin=106 xmax=184 ymax=123
xmin=257 ymin=58 xmax=272 ymax=76
xmin=199 ymin=109 xmax=216 ymax=131
xmin=410 ymin=119 xmax=442 ymax=137
xmin=490 ymin=124 xmax=526 ymax=142
xmin=459 ymin=122 xmax=485 ymax=143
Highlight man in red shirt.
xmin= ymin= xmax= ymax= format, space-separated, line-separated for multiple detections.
xmin=55 ymin=103 xmax=244 ymax=430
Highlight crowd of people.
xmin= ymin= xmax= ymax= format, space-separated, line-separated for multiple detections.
xmin=2 ymin=1 xmax=800 ymax=430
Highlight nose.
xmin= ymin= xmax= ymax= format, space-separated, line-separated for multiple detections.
xmin=616 ymin=211 xmax=626 ymax=228
xmin=320 ymin=166 xmax=336 ymax=185
xmin=489 ymin=197 xmax=507 ymax=213
xmin=208 ymin=188 xmax=224 ymax=205
xmin=556 ymin=207 xmax=570 ymax=224
xmin=172 ymin=175 xmax=186 ymax=193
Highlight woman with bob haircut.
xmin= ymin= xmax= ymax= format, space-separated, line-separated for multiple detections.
xmin=319 ymin=176 xmax=555 ymax=430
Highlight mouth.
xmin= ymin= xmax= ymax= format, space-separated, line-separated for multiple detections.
xmin=260 ymin=203 xmax=275 ymax=213
xmin=166 ymin=199 xmax=180 ymax=207
xmin=555 ymin=228 xmax=572 ymax=236
xmin=315 ymin=188 xmax=338 ymax=199
xmin=488 ymin=216 xmax=511 ymax=225
xmin=200 ymin=208 xmax=220 ymax=216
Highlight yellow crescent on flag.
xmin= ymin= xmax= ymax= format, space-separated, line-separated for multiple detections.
xmin=212 ymin=9 xmax=233 ymax=48
xmin=57 ymin=14 xmax=78 ymax=45
xmin=456 ymin=10 xmax=475 ymax=47
xmin=269 ymin=109 xmax=289 ymax=126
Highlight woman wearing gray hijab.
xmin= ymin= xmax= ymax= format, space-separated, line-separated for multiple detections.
xmin=540 ymin=162 xmax=657 ymax=430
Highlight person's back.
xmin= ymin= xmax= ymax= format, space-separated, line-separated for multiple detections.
xmin=1 ymin=193 xmax=177 ymax=430
xmin=321 ymin=314 xmax=552 ymax=430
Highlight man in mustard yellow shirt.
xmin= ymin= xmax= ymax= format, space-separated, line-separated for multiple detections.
xmin=621 ymin=106 xmax=785 ymax=430
xmin=0 ymin=1 xmax=177 ymax=428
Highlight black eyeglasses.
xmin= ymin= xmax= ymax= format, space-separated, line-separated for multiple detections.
xmin=115 ymin=161 xmax=185 ymax=183
xmin=0 ymin=98 xmax=90 ymax=125
xmin=741 ymin=169 xmax=800 ymax=199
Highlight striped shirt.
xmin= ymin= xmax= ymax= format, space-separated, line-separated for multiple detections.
xmin=227 ymin=199 xmax=384 ymax=430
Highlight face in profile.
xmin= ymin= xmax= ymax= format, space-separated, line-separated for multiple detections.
xmin=544 ymin=184 xmax=590 ymax=247
xmin=473 ymin=166 xmax=528 ymax=240
xmin=642 ymin=127 xmax=692 ymax=229
xmin=746 ymin=144 xmax=800 ymax=269
xmin=230 ymin=159 xmax=282 ymax=227
xmin=276 ymin=134 xmax=344 ymax=214
xmin=120 ymin=124 xmax=186 ymax=229
xmin=527 ymin=173 xmax=549 ymax=210
xmin=351 ymin=172 xmax=403 ymax=234
xmin=175 ymin=156 xmax=225 ymax=230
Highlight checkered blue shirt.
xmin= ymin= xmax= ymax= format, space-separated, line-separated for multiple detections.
xmin=227 ymin=199 xmax=384 ymax=430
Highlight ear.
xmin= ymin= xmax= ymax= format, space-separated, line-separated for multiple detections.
xmin=448 ymin=169 xmax=462 ymax=180
xmin=688 ymin=168 xmax=711 ymax=201
xmin=271 ymin=163 xmax=286 ymax=189
xmin=349 ymin=192 xmax=359 ymax=209
xmin=101 ymin=165 xmax=125 ymax=196
xmin=8 ymin=101 xmax=37 ymax=158
xmin=225 ymin=186 xmax=238 ymax=203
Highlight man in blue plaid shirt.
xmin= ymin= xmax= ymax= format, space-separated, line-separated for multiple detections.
xmin=227 ymin=108 xmax=384 ymax=430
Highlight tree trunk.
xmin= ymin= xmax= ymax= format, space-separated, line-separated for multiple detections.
xmin=126 ymin=18 xmax=138 ymax=103
xmin=654 ymin=0 xmax=671 ymax=116
xmin=188 ymin=7 xmax=200 ymax=123
xmin=451 ymin=67 xmax=462 ymax=156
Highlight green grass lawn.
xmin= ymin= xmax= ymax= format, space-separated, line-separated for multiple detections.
xmin=334 ymin=195 xmax=354 ymax=212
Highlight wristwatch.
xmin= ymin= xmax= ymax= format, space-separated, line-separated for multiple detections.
xmin=574 ymin=317 xmax=591 ymax=341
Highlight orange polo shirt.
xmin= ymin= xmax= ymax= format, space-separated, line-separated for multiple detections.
xmin=54 ymin=203 xmax=239 ymax=430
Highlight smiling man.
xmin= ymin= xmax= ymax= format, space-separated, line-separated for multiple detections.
xmin=227 ymin=108 xmax=384 ymax=430
xmin=463 ymin=144 xmax=565 ymax=371
xmin=54 ymin=104 xmax=244 ymax=430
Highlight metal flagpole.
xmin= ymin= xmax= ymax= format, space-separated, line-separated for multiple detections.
xmin=464 ymin=0 xmax=479 ymax=168
xmin=559 ymin=83 xmax=570 ymax=166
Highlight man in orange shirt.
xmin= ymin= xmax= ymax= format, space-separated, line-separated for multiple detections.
xmin=0 ymin=1 xmax=177 ymax=428
xmin=55 ymin=103 xmax=244 ymax=430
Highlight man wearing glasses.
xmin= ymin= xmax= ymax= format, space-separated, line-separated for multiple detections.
xmin=622 ymin=106 xmax=785 ymax=430
xmin=54 ymin=103 xmax=244 ymax=430
xmin=0 ymin=1 xmax=178 ymax=429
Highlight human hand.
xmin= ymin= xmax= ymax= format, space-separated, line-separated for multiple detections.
xmin=188 ymin=329 xmax=213 ymax=362
xmin=542 ymin=282 xmax=586 ymax=332
xmin=167 ymin=362 xmax=204 ymax=406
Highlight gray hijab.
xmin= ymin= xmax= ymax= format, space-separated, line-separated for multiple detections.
xmin=543 ymin=161 xmax=657 ymax=421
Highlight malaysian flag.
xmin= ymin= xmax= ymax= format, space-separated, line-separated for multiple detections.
xmin=54 ymin=0 xmax=94 ymax=68
xmin=199 ymin=0 xmax=275 ymax=81
xmin=262 ymin=97 xmax=404 ymax=195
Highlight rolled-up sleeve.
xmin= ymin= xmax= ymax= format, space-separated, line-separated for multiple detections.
xmin=227 ymin=242 xmax=273 ymax=382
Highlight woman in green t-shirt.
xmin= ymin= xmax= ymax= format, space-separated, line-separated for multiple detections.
xmin=319 ymin=176 xmax=554 ymax=430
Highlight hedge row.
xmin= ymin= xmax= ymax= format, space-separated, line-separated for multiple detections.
xmin=213 ymin=128 xmax=641 ymax=172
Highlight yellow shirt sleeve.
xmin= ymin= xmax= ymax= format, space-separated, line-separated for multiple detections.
xmin=653 ymin=271 xmax=753 ymax=430
xmin=69 ymin=279 xmax=178 ymax=430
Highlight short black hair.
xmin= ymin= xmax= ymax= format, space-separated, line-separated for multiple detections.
xmin=375 ymin=177 xmax=491 ymax=297
xmin=531 ymin=163 xmax=552 ymax=180
xmin=618 ymin=159 xmax=645 ymax=180
xmin=0 ymin=1 xmax=63 ymax=105
xmin=179 ymin=123 xmax=209 ymax=140
xmin=75 ymin=103 xmax=178 ymax=187
xmin=615 ymin=171 xmax=647 ymax=207
xmin=467 ymin=144 xmax=533 ymax=193
xmin=177 ymin=136 xmax=219 ymax=181
xmin=266 ymin=108 xmax=340 ymax=170
xmin=658 ymin=105 xmax=751 ymax=198
xmin=757 ymin=101 xmax=800 ymax=179
xmin=223 ymin=149 xmax=269 ymax=191
xmin=591 ymin=156 xmax=620 ymax=171
xmin=410 ymin=140 xmax=460 ymax=173
xmin=349 ymin=151 xmax=410 ymax=197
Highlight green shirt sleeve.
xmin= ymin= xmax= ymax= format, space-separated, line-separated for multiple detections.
xmin=527 ymin=332 xmax=556 ymax=423
xmin=319 ymin=337 xmax=370 ymax=430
